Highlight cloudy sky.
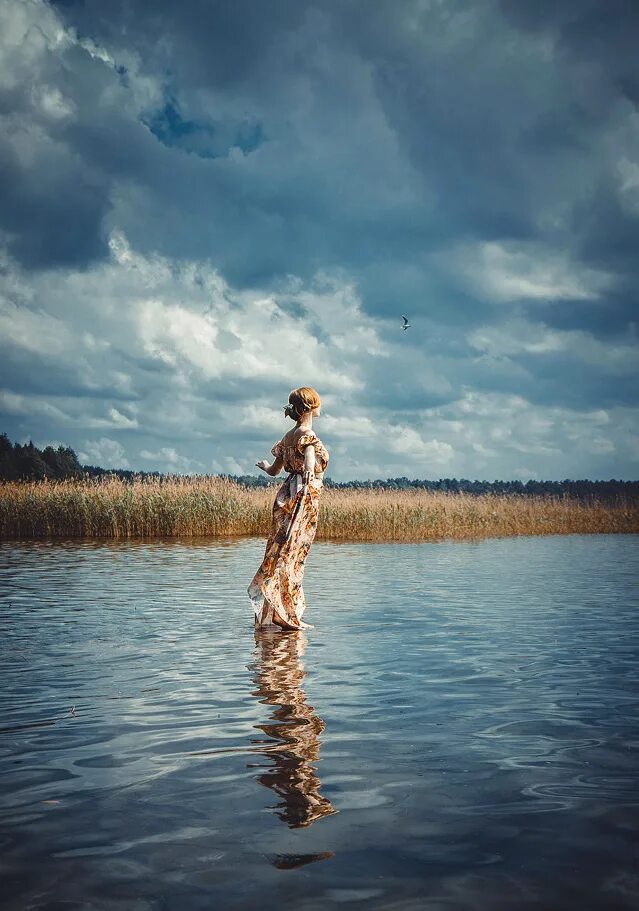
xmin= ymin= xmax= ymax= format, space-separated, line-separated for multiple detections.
xmin=1 ymin=0 xmax=638 ymax=481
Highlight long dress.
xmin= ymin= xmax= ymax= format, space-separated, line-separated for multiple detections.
xmin=248 ymin=430 xmax=329 ymax=630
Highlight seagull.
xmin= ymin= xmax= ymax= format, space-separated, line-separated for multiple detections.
xmin=401 ymin=315 xmax=411 ymax=331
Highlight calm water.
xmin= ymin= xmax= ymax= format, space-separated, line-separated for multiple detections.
xmin=1 ymin=534 xmax=638 ymax=911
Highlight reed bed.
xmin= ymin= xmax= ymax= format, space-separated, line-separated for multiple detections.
xmin=1 ymin=476 xmax=637 ymax=541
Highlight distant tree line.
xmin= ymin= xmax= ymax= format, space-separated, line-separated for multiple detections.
xmin=0 ymin=432 xmax=84 ymax=480
xmin=1 ymin=432 xmax=637 ymax=501
xmin=223 ymin=473 xmax=639 ymax=501
xmin=320 ymin=475 xmax=639 ymax=501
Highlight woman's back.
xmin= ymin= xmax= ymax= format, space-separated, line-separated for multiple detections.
xmin=272 ymin=430 xmax=329 ymax=476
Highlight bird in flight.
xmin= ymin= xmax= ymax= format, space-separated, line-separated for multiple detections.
xmin=401 ymin=315 xmax=411 ymax=331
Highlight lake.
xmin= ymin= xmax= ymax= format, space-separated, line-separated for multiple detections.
xmin=1 ymin=534 xmax=638 ymax=910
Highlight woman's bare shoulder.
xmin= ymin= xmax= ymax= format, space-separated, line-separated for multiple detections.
xmin=292 ymin=428 xmax=319 ymax=441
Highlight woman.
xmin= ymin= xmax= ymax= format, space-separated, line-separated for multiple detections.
xmin=248 ymin=386 xmax=329 ymax=630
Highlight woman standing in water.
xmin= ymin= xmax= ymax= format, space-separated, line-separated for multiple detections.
xmin=248 ymin=386 xmax=329 ymax=630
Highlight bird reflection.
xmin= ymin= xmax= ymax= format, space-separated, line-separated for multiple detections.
xmin=248 ymin=629 xmax=337 ymax=829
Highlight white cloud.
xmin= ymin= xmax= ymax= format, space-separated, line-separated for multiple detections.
xmin=387 ymin=428 xmax=453 ymax=463
xmin=0 ymin=298 xmax=75 ymax=357
xmin=107 ymin=408 xmax=138 ymax=429
xmin=2 ymin=226 xmax=637 ymax=480
xmin=0 ymin=230 xmax=398 ymax=476
xmin=0 ymin=0 xmax=162 ymax=122
xmin=78 ymin=437 xmax=130 ymax=468
xmin=138 ymin=446 xmax=203 ymax=472
xmin=467 ymin=318 xmax=638 ymax=374
xmin=0 ymin=0 xmax=70 ymax=92
xmin=0 ymin=228 xmax=387 ymax=402
xmin=418 ymin=391 xmax=632 ymax=473
xmin=105 ymin=232 xmax=376 ymax=392
xmin=237 ymin=403 xmax=284 ymax=430
xmin=33 ymin=85 xmax=75 ymax=121
xmin=0 ymin=389 xmax=139 ymax=431
xmin=0 ymin=389 xmax=73 ymax=422
xmin=313 ymin=413 xmax=455 ymax=478
xmin=512 ymin=467 xmax=538 ymax=481
xmin=439 ymin=241 xmax=614 ymax=304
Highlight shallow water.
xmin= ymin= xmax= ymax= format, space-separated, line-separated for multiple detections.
xmin=1 ymin=534 xmax=638 ymax=910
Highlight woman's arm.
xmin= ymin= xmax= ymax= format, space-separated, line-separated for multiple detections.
xmin=302 ymin=444 xmax=315 ymax=485
xmin=256 ymin=455 xmax=284 ymax=476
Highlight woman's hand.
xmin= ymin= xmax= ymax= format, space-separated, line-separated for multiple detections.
xmin=256 ymin=460 xmax=270 ymax=473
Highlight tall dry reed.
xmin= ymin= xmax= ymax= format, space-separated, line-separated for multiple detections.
xmin=1 ymin=476 xmax=637 ymax=541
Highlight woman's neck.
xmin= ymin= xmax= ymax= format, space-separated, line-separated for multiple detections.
xmin=297 ymin=415 xmax=313 ymax=431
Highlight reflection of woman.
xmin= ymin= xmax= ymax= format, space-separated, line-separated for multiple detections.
xmin=248 ymin=386 xmax=329 ymax=630
xmin=249 ymin=628 xmax=336 ymax=829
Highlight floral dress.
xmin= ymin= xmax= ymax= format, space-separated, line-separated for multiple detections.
xmin=248 ymin=430 xmax=329 ymax=629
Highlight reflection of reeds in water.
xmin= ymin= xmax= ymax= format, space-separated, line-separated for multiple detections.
xmin=1 ymin=476 xmax=638 ymax=540
xmin=248 ymin=629 xmax=337 ymax=829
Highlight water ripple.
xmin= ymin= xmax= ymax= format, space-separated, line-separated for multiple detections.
xmin=1 ymin=534 xmax=638 ymax=910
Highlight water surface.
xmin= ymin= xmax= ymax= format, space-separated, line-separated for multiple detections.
xmin=1 ymin=534 xmax=638 ymax=910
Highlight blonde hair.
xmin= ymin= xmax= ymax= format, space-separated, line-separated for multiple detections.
xmin=284 ymin=386 xmax=321 ymax=421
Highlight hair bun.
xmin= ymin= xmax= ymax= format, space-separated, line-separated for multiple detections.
xmin=288 ymin=386 xmax=320 ymax=414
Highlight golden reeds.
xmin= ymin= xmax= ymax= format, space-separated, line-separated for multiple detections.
xmin=0 ymin=475 xmax=637 ymax=541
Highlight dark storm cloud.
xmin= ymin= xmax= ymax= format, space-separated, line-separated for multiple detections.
xmin=0 ymin=345 xmax=130 ymax=401
xmin=500 ymin=0 xmax=639 ymax=101
xmin=471 ymin=351 xmax=639 ymax=413
xmin=520 ymin=287 xmax=638 ymax=339
xmin=34 ymin=1 xmax=449 ymax=287
xmin=41 ymin=0 xmax=636 ymax=304
xmin=0 ymin=157 xmax=109 ymax=269
xmin=499 ymin=0 xmax=639 ymax=276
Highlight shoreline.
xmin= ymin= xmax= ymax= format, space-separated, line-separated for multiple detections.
xmin=1 ymin=530 xmax=638 ymax=545
xmin=1 ymin=476 xmax=637 ymax=541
